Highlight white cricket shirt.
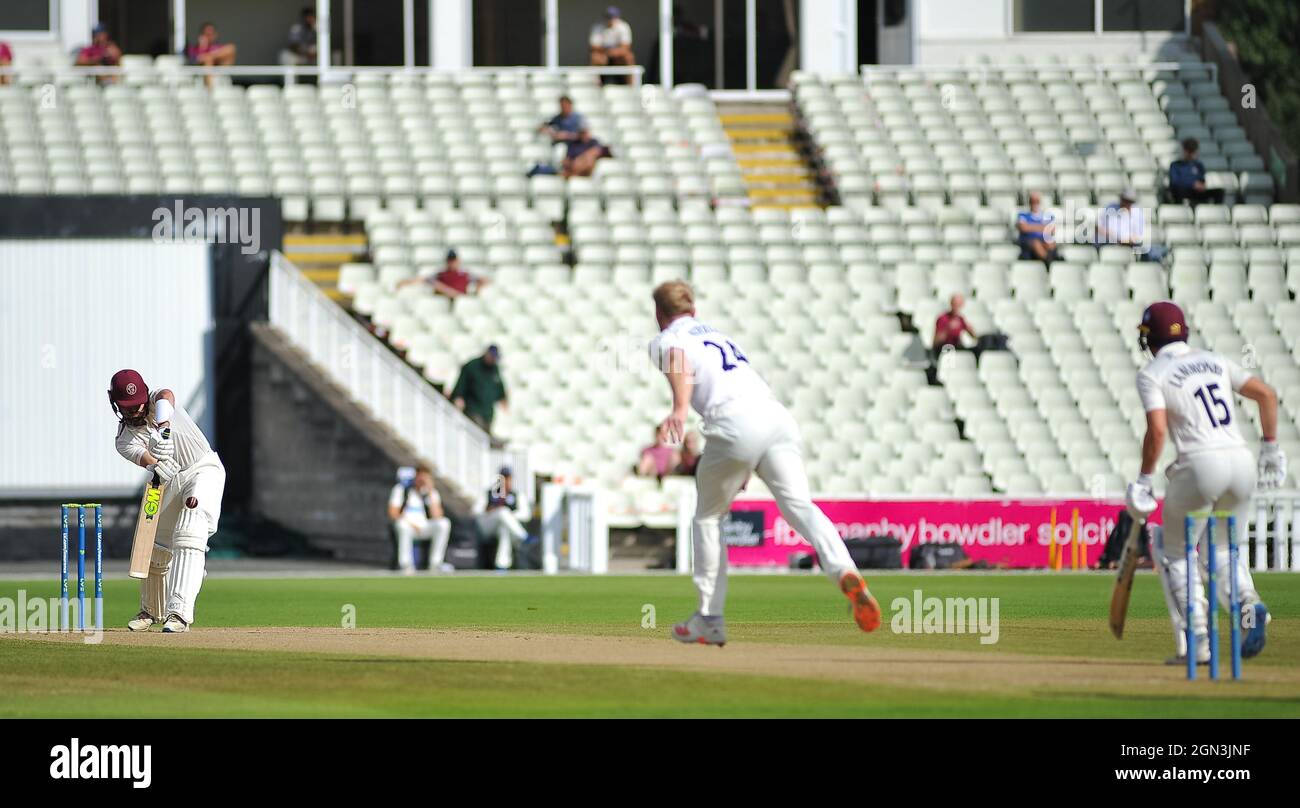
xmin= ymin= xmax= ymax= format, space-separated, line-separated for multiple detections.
xmin=1136 ymin=341 xmax=1251 ymax=456
xmin=649 ymin=315 xmax=773 ymax=420
xmin=115 ymin=394 xmax=213 ymax=471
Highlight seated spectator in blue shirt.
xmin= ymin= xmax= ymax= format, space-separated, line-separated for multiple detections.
xmin=1098 ymin=188 xmax=1167 ymax=263
xmin=1168 ymin=137 xmax=1224 ymax=206
xmin=1017 ymin=191 xmax=1059 ymax=265
xmin=537 ymin=96 xmax=585 ymax=143
xmin=561 ymin=127 xmax=612 ymax=178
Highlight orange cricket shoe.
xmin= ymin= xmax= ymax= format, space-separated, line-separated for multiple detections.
xmin=840 ymin=571 xmax=882 ymax=632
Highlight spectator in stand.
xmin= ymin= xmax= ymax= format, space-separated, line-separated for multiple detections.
xmin=1168 ymin=137 xmax=1224 ymax=206
xmin=76 ymin=23 xmax=122 ymax=82
xmin=1098 ymin=188 xmax=1166 ymax=263
xmin=186 ymin=22 xmax=237 ymax=87
xmin=637 ymin=428 xmax=680 ymax=480
xmin=398 ymin=249 xmax=488 ymax=299
xmin=479 ymin=466 xmax=531 ymax=570
xmin=675 ymin=431 xmax=702 ymax=476
xmin=387 ymin=465 xmax=453 ymax=574
xmin=589 ymin=6 xmax=635 ymax=84
xmin=0 ymin=41 xmax=13 ymax=85
xmin=452 ymin=345 xmax=508 ymax=436
xmin=282 ymin=7 xmax=318 ymax=66
xmin=933 ymin=293 xmax=977 ymax=357
xmin=537 ymin=95 xmax=585 ymax=143
xmin=1016 ymin=190 xmax=1059 ymax=265
xmin=562 ymin=127 xmax=612 ymax=178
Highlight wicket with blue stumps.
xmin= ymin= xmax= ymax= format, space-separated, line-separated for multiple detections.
xmin=1183 ymin=510 xmax=1243 ymax=680
xmin=59 ymin=503 xmax=103 ymax=632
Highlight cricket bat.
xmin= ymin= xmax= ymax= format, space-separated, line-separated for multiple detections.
xmin=1108 ymin=517 xmax=1146 ymax=639
xmin=128 ymin=428 xmax=170 ymax=579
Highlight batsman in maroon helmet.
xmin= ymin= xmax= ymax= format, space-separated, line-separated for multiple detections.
xmin=108 ymin=369 xmax=226 ymax=633
xmin=1127 ymin=302 xmax=1283 ymax=666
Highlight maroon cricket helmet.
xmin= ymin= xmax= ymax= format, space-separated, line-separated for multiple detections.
xmin=108 ymin=368 xmax=149 ymax=410
xmin=1138 ymin=301 xmax=1188 ymax=354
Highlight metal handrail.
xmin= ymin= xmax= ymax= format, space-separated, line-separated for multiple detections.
xmin=267 ymin=251 xmax=493 ymax=497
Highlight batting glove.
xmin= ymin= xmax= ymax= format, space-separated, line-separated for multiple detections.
xmin=1259 ymin=441 xmax=1287 ymax=489
xmin=151 ymin=458 xmax=181 ymax=485
xmin=148 ymin=430 xmax=174 ymax=462
xmin=1125 ymin=474 xmax=1158 ymax=520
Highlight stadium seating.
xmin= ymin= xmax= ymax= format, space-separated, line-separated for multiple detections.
xmin=3 ymin=52 xmax=1296 ymax=520
xmin=0 ymin=65 xmax=743 ymax=215
xmin=796 ymin=50 xmax=1273 ymax=211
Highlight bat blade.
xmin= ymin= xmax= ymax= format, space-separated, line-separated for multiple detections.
xmin=128 ymin=475 xmax=163 ymax=580
xmin=1108 ymin=517 xmax=1146 ymax=639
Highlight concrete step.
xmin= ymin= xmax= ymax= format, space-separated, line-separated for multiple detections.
xmin=747 ymin=187 xmax=817 ymax=200
xmin=284 ymin=251 xmax=357 ymax=265
xmin=719 ymin=112 xmax=793 ymax=125
xmin=737 ymin=157 xmax=805 ymax=169
xmin=743 ymin=172 xmax=814 ymax=184
xmin=284 ymin=233 xmax=367 ymax=249
xmin=730 ymin=143 xmax=799 ymax=155
xmin=283 ymin=227 xmax=371 ymax=301
xmin=725 ymin=128 xmax=792 ymax=141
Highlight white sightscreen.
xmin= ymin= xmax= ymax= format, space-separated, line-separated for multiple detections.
xmin=0 ymin=239 xmax=213 ymax=497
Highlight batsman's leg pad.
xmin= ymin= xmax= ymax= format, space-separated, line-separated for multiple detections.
xmin=141 ymin=545 xmax=172 ymax=618
xmin=164 ymin=548 xmax=206 ymax=625
xmin=1152 ymin=526 xmax=1207 ymax=647
xmin=172 ymin=503 xmax=212 ymax=553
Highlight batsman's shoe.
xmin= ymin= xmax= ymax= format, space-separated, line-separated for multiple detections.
xmin=1165 ymin=635 xmax=1210 ymax=666
xmin=840 ymin=571 xmax=882 ymax=632
xmin=672 ymin=612 xmax=726 ymax=646
xmin=126 ymin=611 xmax=158 ymax=632
xmin=1240 ymin=602 xmax=1270 ymax=658
xmin=161 ymin=613 xmax=190 ymax=633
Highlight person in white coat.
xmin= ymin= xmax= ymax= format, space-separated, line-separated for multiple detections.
xmin=109 ymin=369 xmax=225 ymax=634
xmin=648 ymin=280 xmax=881 ymax=645
xmin=1126 ymin=301 xmax=1285 ymax=665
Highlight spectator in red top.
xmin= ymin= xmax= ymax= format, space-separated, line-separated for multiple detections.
xmin=186 ymin=22 xmax=237 ymax=85
xmin=398 ymin=250 xmax=488 ymax=299
xmin=637 ymin=428 xmax=680 ymax=480
xmin=0 ymin=41 xmax=13 ymax=85
xmin=933 ymin=293 xmax=976 ymax=356
xmin=76 ymin=23 xmax=122 ymax=76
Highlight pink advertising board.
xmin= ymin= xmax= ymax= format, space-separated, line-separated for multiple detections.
xmin=725 ymin=498 xmax=1162 ymax=569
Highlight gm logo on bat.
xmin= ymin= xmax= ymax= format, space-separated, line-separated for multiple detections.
xmin=144 ymin=487 xmax=161 ymax=518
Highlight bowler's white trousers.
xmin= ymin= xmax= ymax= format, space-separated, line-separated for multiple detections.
xmin=693 ymin=397 xmax=856 ymax=616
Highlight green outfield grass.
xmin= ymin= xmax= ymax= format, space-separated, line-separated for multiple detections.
xmin=0 ymin=572 xmax=1297 ymax=717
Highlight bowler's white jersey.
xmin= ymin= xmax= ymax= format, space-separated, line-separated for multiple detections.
xmin=649 ymin=316 xmax=773 ymax=420
xmin=115 ymin=394 xmax=213 ymax=470
xmin=1137 ymin=342 xmax=1251 ymax=457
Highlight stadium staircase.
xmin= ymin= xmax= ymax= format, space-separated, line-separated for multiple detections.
xmin=282 ymin=232 xmax=368 ymax=303
xmin=249 ymin=321 xmax=479 ymax=563
xmin=718 ymin=103 xmax=822 ymax=210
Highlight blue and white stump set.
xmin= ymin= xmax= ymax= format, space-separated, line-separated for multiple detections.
xmin=60 ymin=503 xmax=103 ymax=633
xmin=1183 ymin=510 xmax=1242 ymax=681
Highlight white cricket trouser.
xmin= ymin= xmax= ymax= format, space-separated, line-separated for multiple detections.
xmin=480 ymin=509 xmax=527 ymax=569
xmin=144 ymin=451 xmax=225 ymax=624
xmin=1153 ymin=447 xmax=1261 ymax=651
xmin=394 ymin=517 xmax=452 ymax=570
xmin=692 ymin=397 xmax=856 ymax=616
